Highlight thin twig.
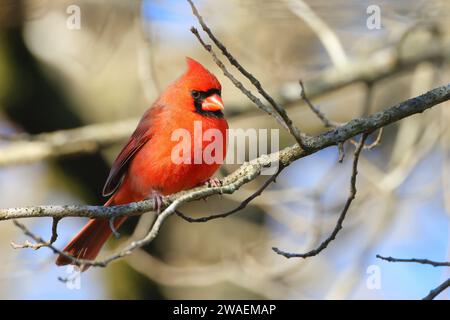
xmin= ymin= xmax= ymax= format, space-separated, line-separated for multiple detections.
xmin=189 ymin=28 xmax=282 ymax=123
xmin=49 ymin=217 xmax=61 ymax=244
xmin=109 ymin=217 xmax=121 ymax=239
xmin=272 ymin=132 xmax=369 ymax=258
xmin=376 ymin=254 xmax=450 ymax=267
xmin=299 ymin=80 xmax=340 ymax=128
xmin=299 ymin=80 xmax=346 ymax=161
xmin=11 ymin=217 xmax=60 ymax=250
xmin=350 ymin=127 xmax=384 ymax=150
xmin=11 ymin=220 xmax=89 ymax=270
xmin=194 ymin=28 xmax=295 ymax=133
xmin=365 ymin=127 xmax=384 ymax=150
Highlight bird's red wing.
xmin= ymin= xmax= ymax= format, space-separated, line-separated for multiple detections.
xmin=102 ymin=105 xmax=164 ymax=197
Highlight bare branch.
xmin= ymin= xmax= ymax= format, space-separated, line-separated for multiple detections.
xmin=423 ymin=278 xmax=450 ymax=300
xmin=279 ymin=41 xmax=450 ymax=106
xmin=189 ymin=27 xmax=286 ymax=126
xmin=11 ymin=217 xmax=60 ymax=250
xmin=272 ymin=132 xmax=369 ymax=258
xmin=299 ymin=80 xmax=340 ymax=128
xmin=299 ymin=79 xmax=380 ymax=159
xmin=364 ymin=127 xmax=384 ymax=150
xmin=0 ymin=119 xmax=136 ymax=167
xmin=376 ymin=255 xmax=450 ymax=267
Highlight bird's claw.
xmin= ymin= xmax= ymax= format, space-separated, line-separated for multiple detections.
xmin=206 ymin=177 xmax=222 ymax=188
xmin=204 ymin=177 xmax=223 ymax=198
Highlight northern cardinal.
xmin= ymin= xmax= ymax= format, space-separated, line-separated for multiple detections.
xmin=56 ymin=58 xmax=227 ymax=270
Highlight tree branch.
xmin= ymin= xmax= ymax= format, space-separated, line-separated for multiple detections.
xmin=279 ymin=41 xmax=450 ymax=106
xmin=423 ymin=278 xmax=450 ymax=300
xmin=10 ymin=217 xmax=61 ymax=250
xmin=2 ymin=83 xmax=449 ymax=224
xmin=0 ymin=119 xmax=137 ymax=167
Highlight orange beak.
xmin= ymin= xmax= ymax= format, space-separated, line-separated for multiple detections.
xmin=201 ymin=94 xmax=224 ymax=112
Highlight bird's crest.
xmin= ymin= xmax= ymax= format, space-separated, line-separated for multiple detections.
xmin=183 ymin=57 xmax=221 ymax=92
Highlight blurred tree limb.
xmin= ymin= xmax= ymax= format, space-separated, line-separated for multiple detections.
xmin=279 ymin=42 xmax=449 ymax=106
xmin=284 ymin=0 xmax=349 ymax=68
xmin=0 ymin=119 xmax=137 ymax=167
xmin=0 ymin=0 xmax=111 ymax=202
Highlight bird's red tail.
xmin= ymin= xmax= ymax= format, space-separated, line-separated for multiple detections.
xmin=55 ymin=197 xmax=126 ymax=271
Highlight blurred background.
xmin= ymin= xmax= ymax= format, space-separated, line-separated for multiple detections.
xmin=0 ymin=0 xmax=449 ymax=299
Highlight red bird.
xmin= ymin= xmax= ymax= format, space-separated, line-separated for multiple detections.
xmin=56 ymin=58 xmax=227 ymax=269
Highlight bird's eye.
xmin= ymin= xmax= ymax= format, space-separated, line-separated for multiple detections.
xmin=192 ymin=91 xmax=201 ymax=99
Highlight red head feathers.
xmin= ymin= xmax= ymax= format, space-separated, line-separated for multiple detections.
xmin=159 ymin=57 xmax=224 ymax=113
xmin=184 ymin=57 xmax=221 ymax=92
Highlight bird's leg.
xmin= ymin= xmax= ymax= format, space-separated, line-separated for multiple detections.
xmin=205 ymin=177 xmax=222 ymax=188
xmin=150 ymin=193 xmax=164 ymax=215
